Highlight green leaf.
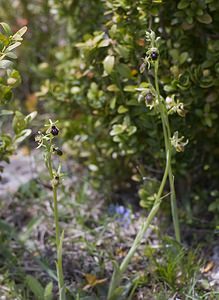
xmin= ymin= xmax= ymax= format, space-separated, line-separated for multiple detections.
xmin=13 ymin=26 xmax=27 ymax=40
xmin=124 ymin=85 xmax=137 ymax=92
xmin=6 ymin=78 xmax=15 ymax=87
xmin=0 ymin=218 xmax=16 ymax=237
xmin=0 ymin=110 xmax=14 ymax=116
xmin=115 ymin=44 xmax=130 ymax=60
xmin=179 ymin=52 xmax=189 ymax=64
xmin=92 ymin=32 xmax=105 ymax=45
xmin=34 ymin=258 xmax=57 ymax=282
xmin=139 ymin=199 xmax=147 ymax=208
xmin=60 ymin=286 xmax=66 ymax=300
xmin=110 ymin=97 xmax=116 ymax=109
xmin=164 ymin=84 xmax=175 ymax=92
xmin=7 ymin=42 xmax=21 ymax=52
xmin=197 ymin=13 xmax=212 ymax=24
xmin=26 ymin=275 xmax=44 ymax=300
xmin=19 ymin=216 xmax=44 ymax=243
xmin=98 ymin=38 xmax=110 ymax=48
xmin=103 ymin=55 xmax=115 ymax=75
xmin=107 ymin=84 xmax=119 ymax=92
xmin=118 ymin=105 xmax=128 ymax=114
xmin=177 ymin=0 xmax=189 ymax=9
xmin=205 ymin=116 xmax=212 ymax=127
xmin=0 ymin=59 xmax=13 ymax=69
xmin=108 ymin=261 xmax=123 ymax=300
xmin=88 ymin=164 xmax=99 ymax=171
xmin=12 ymin=111 xmax=26 ymax=134
xmin=44 ymin=282 xmax=53 ymax=300
xmin=186 ymin=16 xmax=193 ymax=24
xmin=169 ymin=49 xmax=179 ymax=61
xmin=5 ymin=52 xmax=17 ymax=59
xmin=110 ymin=124 xmax=126 ymax=136
xmin=0 ymin=22 xmax=12 ymax=35
xmin=6 ymin=69 xmax=21 ymax=87
xmin=25 ymin=111 xmax=38 ymax=123
xmin=127 ymin=125 xmax=137 ymax=136
xmin=14 ymin=129 xmax=32 ymax=144
xmin=0 ymin=87 xmax=13 ymax=104
xmin=116 ymin=63 xmax=131 ymax=78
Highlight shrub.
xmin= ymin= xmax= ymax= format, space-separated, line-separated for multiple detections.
xmin=2 ymin=1 xmax=219 ymax=222
xmin=0 ymin=23 xmax=37 ymax=170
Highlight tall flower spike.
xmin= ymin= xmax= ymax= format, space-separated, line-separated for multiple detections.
xmin=140 ymin=30 xmax=160 ymax=71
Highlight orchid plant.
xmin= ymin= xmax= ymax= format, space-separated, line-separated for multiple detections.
xmin=36 ymin=120 xmax=66 ymax=300
xmin=107 ymin=30 xmax=188 ymax=300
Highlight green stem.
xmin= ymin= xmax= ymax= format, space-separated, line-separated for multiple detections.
xmin=46 ymin=146 xmax=65 ymax=299
xmin=53 ymin=186 xmax=65 ymax=296
xmin=154 ymin=61 xmax=181 ymax=243
xmin=120 ymin=150 xmax=170 ymax=273
xmin=165 ymin=115 xmax=180 ymax=242
xmin=53 ymin=186 xmax=60 ymax=254
xmin=107 ymin=151 xmax=170 ymax=299
xmin=168 ymin=166 xmax=180 ymax=242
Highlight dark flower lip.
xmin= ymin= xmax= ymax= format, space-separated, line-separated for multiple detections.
xmin=145 ymin=93 xmax=154 ymax=104
xmin=53 ymin=147 xmax=63 ymax=156
xmin=51 ymin=125 xmax=59 ymax=136
xmin=151 ymin=51 xmax=159 ymax=61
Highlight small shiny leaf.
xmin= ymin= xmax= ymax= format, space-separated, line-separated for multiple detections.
xmin=103 ymin=55 xmax=115 ymax=75
xmin=118 ymin=105 xmax=128 ymax=114
xmin=13 ymin=26 xmax=27 ymax=40
xmin=197 ymin=13 xmax=212 ymax=24
xmin=0 ymin=22 xmax=12 ymax=35
xmin=0 ymin=59 xmax=13 ymax=69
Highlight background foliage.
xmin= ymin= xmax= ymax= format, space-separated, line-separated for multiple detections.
xmin=0 ymin=21 xmax=36 ymax=167
xmin=1 ymin=0 xmax=219 ymax=224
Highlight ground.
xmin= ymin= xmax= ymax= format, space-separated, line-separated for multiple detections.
xmin=0 ymin=148 xmax=219 ymax=299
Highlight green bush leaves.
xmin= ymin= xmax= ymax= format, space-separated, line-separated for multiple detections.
xmin=0 ymin=23 xmax=36 ymax=166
